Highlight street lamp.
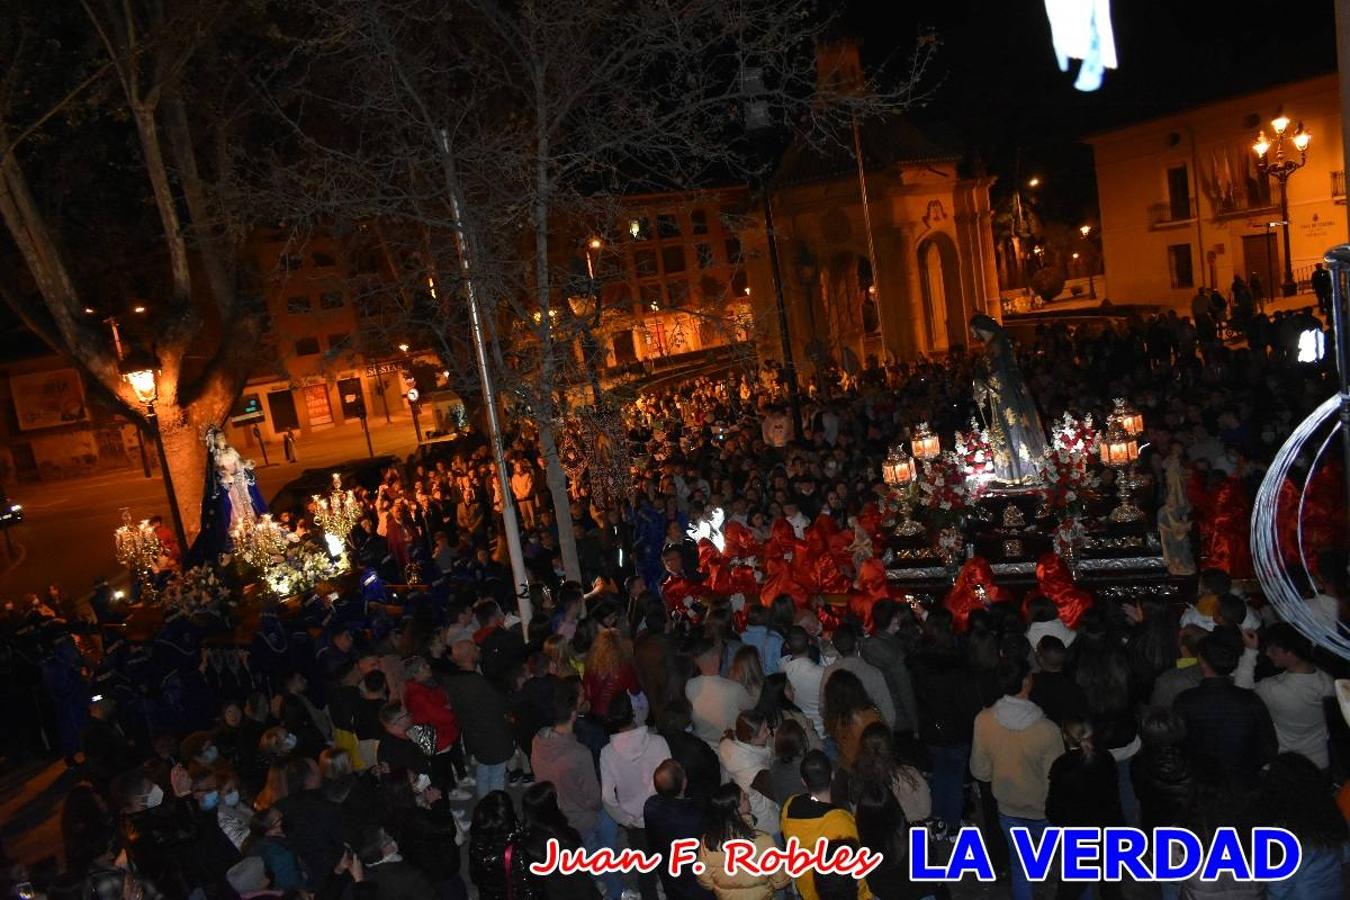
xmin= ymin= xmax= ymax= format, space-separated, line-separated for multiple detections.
xmin=1027 ymin=176 xmax=1041 ymax=188
xmin=396 ymin=343 xmax=422 ymax=443
xmin=1253 ymin=113 xmax=1311 ymax=296
xmin=118 ymin=349 xmax=188 ymax=556
xmin=1079 ymin=224 xmax=1097 ymax=298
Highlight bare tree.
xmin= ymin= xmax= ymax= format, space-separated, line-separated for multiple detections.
xmin=259 ymin=0 xmax=933 ymax=580
xmin=0 ymin=0 xmax=274 ymax=538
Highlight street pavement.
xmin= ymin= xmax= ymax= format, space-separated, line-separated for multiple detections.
xmin=0 ymin=417 xmax=420 ymax=602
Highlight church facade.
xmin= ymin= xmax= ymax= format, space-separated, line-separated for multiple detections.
xmin=742 ymin=135 xmax=1000 ymax=372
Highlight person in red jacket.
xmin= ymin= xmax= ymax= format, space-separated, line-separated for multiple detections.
xmin=402 ymin=655 xmax=463 ymax=785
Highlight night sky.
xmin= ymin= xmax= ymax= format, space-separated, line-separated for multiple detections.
xmin=842 ymin=0 xmax=1339 ymax=223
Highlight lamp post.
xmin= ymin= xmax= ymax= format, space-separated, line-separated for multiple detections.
xmin=1253 ymin=115 xmax=1311 ymax=297
xmin=397 ymin=343 xmax=423 ymax=443
xmin=1079 ymin=225 xmax=1097 ymax=298
xmin=119 ymin=351 xmax=189 ymax=556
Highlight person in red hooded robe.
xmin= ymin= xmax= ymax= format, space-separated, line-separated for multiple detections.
xmin=943 ymin=557 xmax=1013 ymax=633
xmin=1021 ymin=553 xmax=1094 ymax=630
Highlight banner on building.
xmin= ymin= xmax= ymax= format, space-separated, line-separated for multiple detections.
xmin=10 ymin=368 xmax=89 ymax=431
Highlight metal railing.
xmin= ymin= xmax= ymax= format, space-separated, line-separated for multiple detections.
xmin=1148 ymin=198 xmax=1197 ymax=227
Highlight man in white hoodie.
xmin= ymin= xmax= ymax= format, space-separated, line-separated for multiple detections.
xmin=599 ymin=692 xmax=670 ymax=900
xmin=969 ymin=656 xmax=1062 ymax=900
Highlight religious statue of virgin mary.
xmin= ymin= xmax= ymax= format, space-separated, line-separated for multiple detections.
xmin=970 ymin=314 xmax=1048 ymax=484
xmin=187 ymin=425 xmax=268 ymax=566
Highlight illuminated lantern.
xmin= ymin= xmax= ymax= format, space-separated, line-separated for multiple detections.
xmin=881 ymin=445 xmax=916 ymax=486
xmin=1109 ymin=397 xmax=1144 ymax=438
xmin=1099 ymin=422 xmax=1139 ymax=467
xmin=911 ymin=422 xmax=941 ymax=461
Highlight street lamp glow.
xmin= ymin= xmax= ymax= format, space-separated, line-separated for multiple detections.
xmin=1072 ymin=252 xmax=1080 ymax=259
xmin=1271 ymin=115 xmax=1291 ymax=136
xmin=628 ymin=219 xmax=641 ymax=238
xmin=397 ymin=343 xmax=410 ymax=353
xmin=123 ymin=367 xmax=157 ymax=405
xmin=1252 ymin=132 xmax=1271 ymax=158
xmin=83 ymin=307 xmax=95 ymax=314
xmin=1027 ymin=176 xmax=1041 ymax=188
xmin=587 ymin=237 xmax=602 ymax=250
xmin=1079 ymin=225 xmax=1092 ymax=238
xmin=1292 ymin=129 xmax=1311 ymax=153
xmin=132 ymin=305 xmax=147 ymax=314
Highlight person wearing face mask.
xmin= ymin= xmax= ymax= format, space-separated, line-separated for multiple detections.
xmin=188 ymin=769 xmax=244 ymax=877
xmin=214 ymin=770 xmax=253 ymax=850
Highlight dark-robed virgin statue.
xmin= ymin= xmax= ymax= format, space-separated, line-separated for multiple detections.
xmin=970 ymin=314 xmax=1047 ymax=484
xmin=185 ymin=425 xmax=268 ymax=566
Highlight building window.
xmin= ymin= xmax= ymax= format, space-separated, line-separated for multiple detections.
xmin=690 ymin=209 xmax=709 ymax=235
xmin=312 ymin=251 xmax=337 ymax=268
xmin=295 ymin=336 xmax=321 ymax=356
xmin=1166 ymin=164 xmax=1192 ymax=221
xmin=320 ymin=291 xmax=345 ymax=309
xmin=661 ymin=246 xmax=686 ymax=274
xmin=286 ymin=295 xmax=312 ymax=314
xmin=696 ymin=242 xmax=715 ymax=269
xmin=634 ymin=249 xmax=658 ymax=277
xmin=656 ymin=213 xmax=680 ymax=239
xmin=280 ymin=253 xmax=304 ymax=272
xmin=327 ymin=333 xmax=349 ymax=349
xmin=628 ymin=217 xmax=651 ymax=241
xmin=1167 ymin=244 xmax=1194 ymax=289
xmin=725 ymin=236 xmax=742 ymax=264
xmin=1333 ymin=170 xmax=1346 ymax=199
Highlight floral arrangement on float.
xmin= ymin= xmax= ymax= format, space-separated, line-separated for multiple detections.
xmin=1038 ymin=412 xmax=1101 ymax=512
xmin=160 ymin=565 xmax=234 ymax=620
xmin=953 ymin=420 xmax=997 ymax=495
xmin=916 ymin=451 xmax=973 ymax=522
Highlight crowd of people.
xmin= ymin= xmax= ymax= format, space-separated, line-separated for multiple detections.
xmin=1 ymin=306 xmax=1348 ymax=900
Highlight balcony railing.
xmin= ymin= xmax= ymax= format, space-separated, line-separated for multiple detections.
xmin=1148 ymin=198 xmax=1197 ymax=228
xmin=1333 ymin=170 xmax=1346 ymax=199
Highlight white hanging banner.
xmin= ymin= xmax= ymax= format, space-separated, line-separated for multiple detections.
xmin=1044 ymin=0 xmax=1118 ymax=92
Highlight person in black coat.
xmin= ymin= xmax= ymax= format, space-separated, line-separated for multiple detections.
xmin=356 ymin=824 xmax=438 ymax=899
xmin=1173 ymin=628 xmax=1277 ymax=784
xmin=1028 ymin=637 xmax=1087 ymax=726
xmin=1131 ymin=708 xmax=1194 ymax=832
xmin=657 ymin=700 xmax=721 ymax=804
xmin=274 ymin=758 xmax=354 ymax=891
xmin=469 ymin=791 xmax=537 ymax=900
xmin=519 ymin=782 xmax=600 ymax=900
xmin=643 ymin=761 xmax=714 ymax=900
xmin=80 ymin=696 xmax=135 ymax=789
xmin=1045 ymin=720 xmax=1122 ymax=900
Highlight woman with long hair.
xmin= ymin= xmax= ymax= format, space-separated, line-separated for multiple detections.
xmin=718 ymin=711 xmax=780 ymax=835
xmin=704 ymin=606 xmax=743 ymax=675
xmin=729 ymin=645 xmax=766 ymax=706
xmin=468 ymin=790 xmax=535 ymax=900
xmin=821 ymin=669 xmax=882 ymax=772
xmin=1046 ymin=720 xmax=1123 ymax=900
xmin=754 ymin=673 xmax=822 ymax=751
xmin=1073 ymin=640 xmax=1141 ymax=825
xmin=582 ymin=627 xmax=640 ymax=721
xmin=1253 ymin=753 xmax=1347 ymax=900
xmin=696 ymin=784 xmax=790 ymax=900
xmin=854 ymin=777 xmax=943 ymax=900
xmin=851 ymin=724 xmax=932 ymax=826
xmin=768 ymin=718 xmax=809 ymax=805
xmin=519 ymin=782 xmax=600 ymax=900
xmin=543 ymin=633 xmax=583 ymax=678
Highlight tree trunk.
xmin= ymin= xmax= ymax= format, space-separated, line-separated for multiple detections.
xmin=157 ymin=409 xmax=209 ymax=546
xmin=536 ymin=418 xmax=582 ymax=581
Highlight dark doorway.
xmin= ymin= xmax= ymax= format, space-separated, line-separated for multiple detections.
xmin=267 ymin=390 xmax=300 ymax=431
xmin=337 ymin=378 xmax=365 ymax=420
xmin=1241 ymin=233 xmax=1279 ymax=298
xmin=613 ymin=330 xmax=638 ymax=365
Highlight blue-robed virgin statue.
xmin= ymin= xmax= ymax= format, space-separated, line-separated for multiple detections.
xmin=970 ymin=314 xmax=1047 ymax=484
xmin=186 ymin=425 xmax=267 ymax=566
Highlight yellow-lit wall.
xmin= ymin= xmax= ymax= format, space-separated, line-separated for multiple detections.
xmin=1089 ymin=74 xmax=1344 ymax=306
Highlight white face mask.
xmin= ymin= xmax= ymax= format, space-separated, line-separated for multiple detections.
xmin=282 ymin=733 xmax=298 ymax=751
xmin=144 ymin=783 xmax=164 ymax=810
xmin=413 ymin=773 xmax=431 ymax=792
xmin=199 ymin=745 xmax=219 ymax=764
xmin=222 ymin=790 xmax=240 ymax=808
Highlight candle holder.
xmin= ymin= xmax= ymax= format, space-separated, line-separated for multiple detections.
xmin=1099 ymin=421 xmax=1144 ymax=523
xmin=882 ymin=445 xmax=924 ymax=537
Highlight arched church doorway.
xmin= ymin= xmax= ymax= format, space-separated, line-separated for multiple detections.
xmin=917 ymin=232 xmax=965 ymax=352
